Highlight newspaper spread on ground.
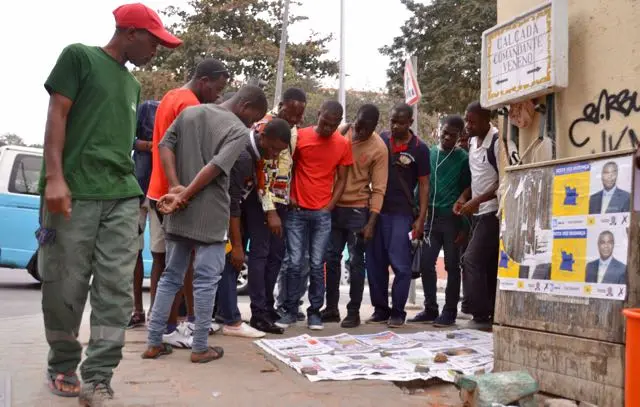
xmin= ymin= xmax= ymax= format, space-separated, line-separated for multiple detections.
xmin=254 ymin=329 xmax=493 ymax=383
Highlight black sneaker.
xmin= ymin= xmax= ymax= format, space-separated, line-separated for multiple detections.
xmin=388 ymin=316 xmax=405 ymax=328
xmin=366 ymin=313 xmax=390 ymax=324
xmin=268 ymin=309 xmax=281 ymax=323
xmin=466 ymin=317 xmax=492 ymax=331
xmin=320 ymin=308 xmax=341 ymax=323
xmin=340 ymin=313 xmax=360 ymax=328
xmin=407 ymin=310 xmax=438 ymax=324
xmin=433 ymin=313 xmax=456 ymax=327
xmin=126 ymin=312 xmax=146 ymax=329
xmin=296 ymin=310 xmax=306 ymax=322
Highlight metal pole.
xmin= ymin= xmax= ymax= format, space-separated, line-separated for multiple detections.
xmin=338 ymin=0 xmax=346 ymax=122
xmin=407 ymin=55 xmax=418 ymax=308
xmin=410 ymin=56 xmax=418 ymax=135
xmin=273 ymin=0 xmax=290 ymax=108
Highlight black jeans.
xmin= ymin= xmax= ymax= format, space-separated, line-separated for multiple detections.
xmin=421 ymin=214 xmax=462 ymax=316
xmin=325 ymin=207 xmax=368 ymax=314
xmin=244 ymin=190 xmax=288 ymax=320
xmin=462 ymin=212 xmax=500 ymax=320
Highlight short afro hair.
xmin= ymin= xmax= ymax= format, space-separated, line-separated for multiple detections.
xmin=443 ymin=115 xmax=465 ymax=132
xmin=193 ymin=58 xmax=230 ymax=80
xmin=282 ymin=87 xmax=307 ymax=104
xmin=320 ymin=100 xmax=344 ymax=117
xmin=263 ymin=118 xmax=292 ymax=145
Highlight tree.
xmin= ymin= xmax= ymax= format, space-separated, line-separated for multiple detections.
xmin=0 ymin=133 xmax=26 ymax=147
xmin=380 ymin=0 xmax=497 ymax=115
xmin=136 ymin=0 xmax=338 ymax=101
xmin=299 ymin=87 xmax=438 ymax=145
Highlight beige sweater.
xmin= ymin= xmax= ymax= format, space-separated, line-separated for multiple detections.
xmin=337 ymin=129 xmax=389 ymax=213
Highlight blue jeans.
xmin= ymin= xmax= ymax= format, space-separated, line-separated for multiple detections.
xmin=283 ymin=208 xmax=332 ymax=317
xmin=216 ymin=260 xmax=242 ymax=325
xmin=366 ymin=213 xmax=414 ymax=320
xmin=148 ymin=238 xmax=225 ymax=353
xmin=276 ymin=243 xmax=309 ymax=309
xmin=325 ymin=207 xmax=368 ymax=313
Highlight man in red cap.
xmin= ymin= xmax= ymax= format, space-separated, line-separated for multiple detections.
xmin=37 ymin=3 xmax=181 ymax=405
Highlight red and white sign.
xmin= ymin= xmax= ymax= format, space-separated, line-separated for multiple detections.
xmin=404 ymin=58 xmax=422 ymax=106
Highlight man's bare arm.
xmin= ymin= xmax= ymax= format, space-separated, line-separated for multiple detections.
xmin=181 ymin=164 xmax=223 ymax=201
xmin=325 ymin=165 xmax=349 ymax=211
xmin=159 ymin=145 xmax=181 ymax=189
xmin=44 ymin=94 xmax=73 ymax=182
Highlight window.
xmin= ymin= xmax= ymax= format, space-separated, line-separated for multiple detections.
xmin=8 ymin=154 xmax=42 ymax=196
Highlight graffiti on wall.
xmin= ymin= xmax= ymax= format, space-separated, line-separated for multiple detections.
xmin=569 ymin=89 xmax=640 ymax=153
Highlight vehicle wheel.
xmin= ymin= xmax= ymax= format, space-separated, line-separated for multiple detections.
xmin=236 ymin=260 xmax=249 ymax=295
xmin=26 ymin=251 xmax=41 ymax=282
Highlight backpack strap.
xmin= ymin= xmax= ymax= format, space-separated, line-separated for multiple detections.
xmin=486 ymin=133 xmax=499 ymax=174
xmin=388 ymin=147 xmax=419 ymax=219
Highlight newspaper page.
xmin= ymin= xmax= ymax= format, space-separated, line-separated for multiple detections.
xmin=354 ymin=331 xmax=420 ymax=350
xmin=314 ymin=333 xmax=377 ymax=354
xmin=255 ymin=329 xmax=494 ymax=383
xmin=256 ymin=334 xmax=334 ymax=358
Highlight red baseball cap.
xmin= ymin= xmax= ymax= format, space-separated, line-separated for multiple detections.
xmin=113 ymin=3 xmax=182 ymax=49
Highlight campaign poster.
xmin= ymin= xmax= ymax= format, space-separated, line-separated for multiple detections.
xmin=499 ymin=154 xmax=632 ymax=301
xmin=588 ymin=157 xmax=632 ymax=215
xmin=584 ymin=226 xmax=628 ymax=285
xmin=552 ymin=162 xmax=591 ymax=217
xmin=550 ymin=229 xmax=587 ymax=282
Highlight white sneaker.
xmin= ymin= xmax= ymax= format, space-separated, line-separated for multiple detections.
xmin=162 ymin=330 xmax=193 ymax=349
xmin=176 ymin=321 xmax=194 ymax=337
xmin=209 ymin=321 xmax=222 ymax=335
xmin=222 ymin=322 xmax=265 ymax=338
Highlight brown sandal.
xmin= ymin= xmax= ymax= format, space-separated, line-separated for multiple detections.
xmin=46 ymin=371 xmax=80 ymax=397
xmin=141 ymin=343 xmax=173 ymax=359
xmin=191 ymin=346 xmax=224 ymax=363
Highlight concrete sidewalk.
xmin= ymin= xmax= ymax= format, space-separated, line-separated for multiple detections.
xmin=1 ymin=302 xmax=464 ymax=407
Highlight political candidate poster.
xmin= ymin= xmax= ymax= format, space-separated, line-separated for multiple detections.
xmin=498 ymin=155 xmax=632 ymax=300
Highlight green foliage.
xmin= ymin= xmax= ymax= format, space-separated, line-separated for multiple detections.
xmin=380 ymin=0 xmax=497 ymax=115
xmin=0 ymin=133 xmax=26 ymax=147
xmin=136 ymin=0 xmax=338 ymax=101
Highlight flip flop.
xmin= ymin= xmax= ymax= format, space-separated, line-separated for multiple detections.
xmin=46 ymin=371 xmax=80 ymax=397
xmin=141 ymin=343 xmax=173 ymax=359
xmin=191 ymin=346 xmax=224 ymax=364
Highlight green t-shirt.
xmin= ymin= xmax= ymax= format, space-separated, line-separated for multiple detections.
xmin=429 ymin=146 xmax=471 ymax=216
xmin=39 ymin=43 xmax=142 ymax=200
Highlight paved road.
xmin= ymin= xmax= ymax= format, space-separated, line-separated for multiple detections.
xmin=0 ymin=267 xmax=441 ymax=320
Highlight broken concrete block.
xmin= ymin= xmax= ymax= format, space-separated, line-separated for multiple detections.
xmin=456 ymin=371 xmax=538 ymax=407
xmin=543 ymin=399 xmax=577 ymax=407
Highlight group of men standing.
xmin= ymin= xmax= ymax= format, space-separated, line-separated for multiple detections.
xmin=36 ymin=3 xmax=513 ymax=405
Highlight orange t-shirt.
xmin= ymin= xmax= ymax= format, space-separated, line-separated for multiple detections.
xmin=290 ymin=126 xmax=354 ymax=210
xmin=146 ymin=88 xmax=200 ymax=201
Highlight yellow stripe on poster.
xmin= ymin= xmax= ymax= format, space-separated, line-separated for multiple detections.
xmin=498 ymin=239 xmax=520 ymax=278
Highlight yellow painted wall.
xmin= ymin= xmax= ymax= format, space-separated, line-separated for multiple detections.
xmin=497 ymin=0 xmax=640 ymax=161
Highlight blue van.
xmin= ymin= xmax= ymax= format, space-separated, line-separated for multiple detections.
xmin=0 ymin=145 xmax=159 ymax=281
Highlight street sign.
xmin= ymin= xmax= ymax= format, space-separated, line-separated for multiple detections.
xmin=480 ymin=0 xmax=568 ymax=109
xmin=404 ymin=58 xmax=422 ymax=106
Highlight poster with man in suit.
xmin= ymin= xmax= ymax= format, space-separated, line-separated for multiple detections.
xmin=589 ymin=160 xmax=631 ymax=214
xmin=585 ymin=230 xmax=627 ymax=284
